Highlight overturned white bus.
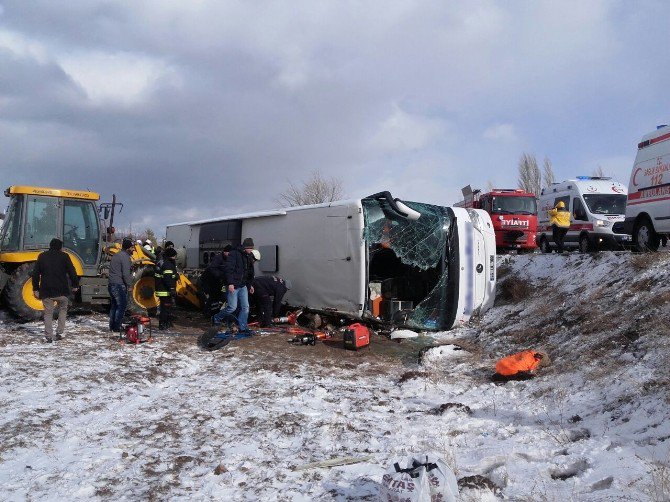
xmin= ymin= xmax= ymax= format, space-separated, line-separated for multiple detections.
xmin=166 ymin=191 xmax=496 ymax=331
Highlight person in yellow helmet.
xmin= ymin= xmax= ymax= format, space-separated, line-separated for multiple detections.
xmin=548 ymin=200 xmax=571 ymax=253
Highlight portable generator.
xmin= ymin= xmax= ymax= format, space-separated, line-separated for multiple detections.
xmin=121 ymin=315 xmax=153 ymax=344
xmin=343 ymin=323 xmax=370 ymax=350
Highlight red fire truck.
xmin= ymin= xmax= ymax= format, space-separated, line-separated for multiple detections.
xmin=455 ymin=186 xmax=538 ymax=253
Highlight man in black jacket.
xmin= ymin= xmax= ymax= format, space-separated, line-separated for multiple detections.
xmin=212 ymin=238 xmax=256 ymax=333
xmin=155 ymin=247 xmax=178 ymax=330
xmin=200 ymin=244 xmax=231 ymax=314
xmin=31 ymin=238 xmax=80 ymax=342
xmin=251 ymin=276 xmax=291 ymax=327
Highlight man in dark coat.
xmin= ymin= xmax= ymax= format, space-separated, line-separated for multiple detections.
xmin=108 ymin=238 xmax=134 ymax=332
xmin=212 ymin=238 xmax=256 ymax=333
xmin=201 ymin=244 xmax=232 ymax=314
xmin=154 ymin=247 xmax=178 ymax=330
xmin=31 ymin=238 xmax=80 ymax=342
xmin=251 ymin=276 xmax=291 ymax=327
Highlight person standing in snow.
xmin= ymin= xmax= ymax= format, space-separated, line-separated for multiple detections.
xmin=154 ymin=247 xmax=178 ymax=330
xmin=548 ymin=201 xmax=571 ymax=253
xmin=108 ymin=238 xmax=134 ymax=332
xmin=201 ymin=244 xmax=232 ymax=314
xmin=212 ymin=238 xmax=256 ymax=333
xmin=31 ymin=238 xmax=80 ymax=343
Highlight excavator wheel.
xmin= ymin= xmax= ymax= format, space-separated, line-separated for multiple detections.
xmin=3 ymin=263 xmax=43 ymax=321
xmin=128 ymin=265 xmax=159 ymax=316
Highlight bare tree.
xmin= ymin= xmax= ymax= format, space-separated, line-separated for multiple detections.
xmin=592 ymin=165 xmax=606 ymax=178
xmin=517 ymin=153 xmax=542 ymax=197
xmin=278 ymin=171 xmax=345 ymax=207
xmin=143 ymin=228 xmax=157 ymax=244
xmin=542 ymin=157 xmax=555 ymax=188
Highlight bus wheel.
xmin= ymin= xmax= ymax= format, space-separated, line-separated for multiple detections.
xmin=634 ymin=218 xmax=660 ymax=252
xmin=539 ymin=237 xmax=552 ymax=253
xmin=579 ymin=234 xmax=592 ymax=253
xmin=3 ymin=263 xmax=43 ymax=321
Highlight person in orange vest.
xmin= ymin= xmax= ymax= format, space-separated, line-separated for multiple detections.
xmin=548 ymin=201 xmax=571 ymax=253
xmin=494 ymin=350 xmax=550 ymax=380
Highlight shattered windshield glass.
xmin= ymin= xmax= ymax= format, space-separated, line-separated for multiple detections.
xmin=362 ymin=199 xmax=453 ymax=330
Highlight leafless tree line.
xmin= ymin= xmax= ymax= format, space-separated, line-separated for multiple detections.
xmin=517 ymin=153 xmax=555 ymax=197
xmin=518 ymin=153 xmax=608 ymax=197
xmin=278 ymin=171 xmax=345 ymax=207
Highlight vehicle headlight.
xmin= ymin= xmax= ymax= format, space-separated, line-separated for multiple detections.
xmin=595 ymin=220 xmax=611 ymax=227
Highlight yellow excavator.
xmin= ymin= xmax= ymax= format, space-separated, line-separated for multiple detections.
xmin=0 ymin=185 xmax=200 ymax=321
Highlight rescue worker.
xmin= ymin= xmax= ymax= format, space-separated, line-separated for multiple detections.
xmin=212 ymin=238 xmax=256 ymax=333
xmin=154 ymin=247 xmax=178 ymax=330
xmin=548 ymin=201 xmax=571 ymax=253
xmin=143 ymin=239 xmax=155 ymax=254
xmin=201 ymin=244 xmax=232 ymax=314
xmin=155 ymin=241 xmax=174 ymax=262
xmin=251 ymin=276 xmax=292 ymax=328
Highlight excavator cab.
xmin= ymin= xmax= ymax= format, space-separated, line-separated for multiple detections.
xmin=0 ymin=186 xmax=105 ymax=319
xmin=0 ymin=185 xmax=200 ymax=321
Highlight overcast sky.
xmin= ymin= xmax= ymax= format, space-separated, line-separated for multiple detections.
xmin=1 ymin=1 xmax=669 ymax=237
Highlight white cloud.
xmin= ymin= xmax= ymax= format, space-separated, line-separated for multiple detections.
xmin=58 ymin=51 xmax=178 ymax=106
xmin=370 ymin=104 xmax=446 ymax=153
xmin=0 ymin=29 xmax=49 ymax=63
xmin=483 ymin=123 xmax=518 ymax=143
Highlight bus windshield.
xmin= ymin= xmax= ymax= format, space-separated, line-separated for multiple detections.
xmin=582 ymin=194 xmax=627 ymax=215
xmin=363 ymin=199 xmax=452 ymax=331
xmin=491 ymin=196 xmax=537 ymax=215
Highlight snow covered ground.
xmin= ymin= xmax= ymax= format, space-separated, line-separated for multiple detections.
xmin=0 ymin=251 xmax=669 ymax=501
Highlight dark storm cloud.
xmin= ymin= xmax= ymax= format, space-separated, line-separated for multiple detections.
xmin=0 ymin=1 xmax=397 ymax=233
xmin=2 ymin=1 xmax=670 ymax=234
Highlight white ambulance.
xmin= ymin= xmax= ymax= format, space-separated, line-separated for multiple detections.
xmin=623 ymin=125 xmax=670 ymax=251
xmin=537 ymin=177 xmax=629 ymax=253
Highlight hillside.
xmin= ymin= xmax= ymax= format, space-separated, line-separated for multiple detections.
xmin=0 ymin=251 xmax=668 ymax=501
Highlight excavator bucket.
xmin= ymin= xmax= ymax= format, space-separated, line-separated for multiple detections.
xmin=176 ymin=273 xmax=202 ymax=310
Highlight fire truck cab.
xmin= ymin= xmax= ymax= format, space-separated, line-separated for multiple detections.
xmin=456 ymin=187 xmax=538 ymax=253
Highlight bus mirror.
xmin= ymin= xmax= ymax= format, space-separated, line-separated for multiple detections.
xmin=103 ymin=207 xmax=110 ymax=220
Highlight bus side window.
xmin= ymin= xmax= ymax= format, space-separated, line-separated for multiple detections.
xmin=573 ymin=198 xmax=588 ymax=221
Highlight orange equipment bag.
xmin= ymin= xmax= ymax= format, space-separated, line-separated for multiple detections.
xmin=495 ymin=350 xmax=544 ymax=376
xmin=343 ymin=323 xmax=370 ymax=350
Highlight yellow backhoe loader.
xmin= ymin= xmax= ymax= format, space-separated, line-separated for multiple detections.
xmin=0 ymin=185 xmax=200 ymax=321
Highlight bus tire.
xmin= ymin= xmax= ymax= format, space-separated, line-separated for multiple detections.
xmin=634 ymin=217 xmax=660 ymax=252
xmin=3 ymin=263 xmax=43 ymax=321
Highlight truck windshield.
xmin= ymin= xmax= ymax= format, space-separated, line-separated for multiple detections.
xmin=582 ymin=194 xmax=627 ymax=215
xmin=63 ymin=200 xmax=100 ymax=265
xmin=491 ymin=196 xmax=537 ymax=215
xmin=0 ymin=195 xmax=23 ymax=251
xmin=363 ymin=199 xmax=452 ymax=330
